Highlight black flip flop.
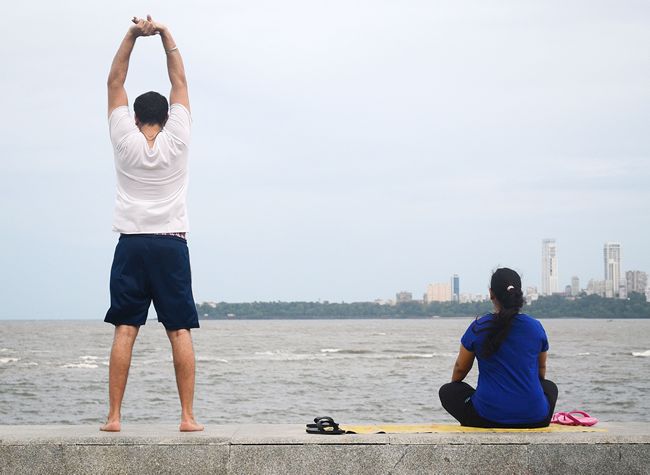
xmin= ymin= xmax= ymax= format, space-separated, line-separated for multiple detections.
xmin=305 ymin=416 xmax=346 ymax=435
xmin=306 ymin=416 xmax=335 ymax=429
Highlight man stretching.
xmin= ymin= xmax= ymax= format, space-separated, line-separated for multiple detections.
xmin=101 ymin=15 xmax=203 ymax=432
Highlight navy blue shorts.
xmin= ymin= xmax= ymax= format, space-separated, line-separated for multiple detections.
xmin=104 ymin=234 xmax=199 ymax=331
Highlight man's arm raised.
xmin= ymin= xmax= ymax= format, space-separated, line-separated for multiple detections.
xmin=107 ymin=17 xmax=157 ymax=116
xmin=154 ymin=23 xmax=190 ymax=111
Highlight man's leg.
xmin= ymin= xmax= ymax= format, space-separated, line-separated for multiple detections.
xmin=100 ymin=324 xmax=139 ymax=432
xmin=167 ymin=329 xmax=204 ymax=431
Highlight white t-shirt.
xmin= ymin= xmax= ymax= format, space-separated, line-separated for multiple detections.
xmin=108 ymin=104 xmax=192 ymax=233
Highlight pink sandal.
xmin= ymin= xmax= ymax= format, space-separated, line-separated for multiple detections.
xmin=551 ymin=410 xmax=598 ymax=426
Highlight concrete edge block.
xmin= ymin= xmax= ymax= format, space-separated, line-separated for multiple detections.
xmin=62 ymin=443 xmax=230 ymax=475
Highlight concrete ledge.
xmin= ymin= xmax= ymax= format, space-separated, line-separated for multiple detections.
xmin=1 ymin=423 xmax=649 ymax=474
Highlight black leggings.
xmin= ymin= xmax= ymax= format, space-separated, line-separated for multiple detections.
xmin=439 ymin=379 xmax=558 ymax=428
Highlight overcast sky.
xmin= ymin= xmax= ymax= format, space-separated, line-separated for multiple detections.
xmin=0 ymin=1 xmax=648 ymax=319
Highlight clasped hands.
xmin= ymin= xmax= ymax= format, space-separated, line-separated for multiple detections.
xmin=129 ymin=14 xmax=166 ymax=37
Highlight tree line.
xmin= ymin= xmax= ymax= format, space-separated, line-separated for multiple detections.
xmin=196 ymin=292 xmax=650 ymax=320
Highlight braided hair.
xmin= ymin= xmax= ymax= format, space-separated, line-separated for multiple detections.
xmin=478 ymin=268 xmax=525 ymax=358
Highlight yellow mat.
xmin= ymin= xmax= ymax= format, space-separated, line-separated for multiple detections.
xmin=340 ymin=423 xmax=605 ymax=434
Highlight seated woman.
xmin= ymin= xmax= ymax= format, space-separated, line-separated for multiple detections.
xmin=439 ymin=268 xmax=558 ymax=428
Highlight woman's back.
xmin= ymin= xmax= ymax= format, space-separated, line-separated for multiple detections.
xmin=462 ymin=313 xmax=549 ymax=424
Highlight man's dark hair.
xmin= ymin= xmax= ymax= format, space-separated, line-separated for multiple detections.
xmin=134 ymin=91 xmax=169 ymax=126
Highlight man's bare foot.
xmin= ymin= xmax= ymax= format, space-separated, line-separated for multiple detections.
xmin=100 ymin=420 xmax=121 ymax=432
xmin=179 ymin=418 xmax=204 ymax=432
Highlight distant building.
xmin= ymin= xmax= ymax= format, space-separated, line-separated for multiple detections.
xmin=603 ymin=242 xmax=621 ymax=298
xmin=571 ymin=276 xmax=580 ymax=297
xmin=425 ymin=283 xmax=451 ymax=303
xmin=459 ymin=293 xmax=487 ymax=303
xmin=586 ymin=279 xmax=606 ymax=297
xmin=605 ymin=280 xmax=616 ymax=298
xmin=451 ymin=274 xmax=460 ymax=303
xmin=626 ymin=271 xmax=648 ymax=295
xmin=396 ymin=291 xmax=413 ymax=303
xmin=564 ymin=285 xmax=572 ymax=296
xmin=525 ymin=286 xmax=539 ymax=302
xmin=541 ymin=239 xmax=559 ymax=296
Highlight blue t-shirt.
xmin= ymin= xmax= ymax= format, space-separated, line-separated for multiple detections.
xmin=461 ymin=313 xmax=550 ymax=424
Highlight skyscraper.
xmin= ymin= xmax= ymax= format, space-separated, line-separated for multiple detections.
xmin=626 ymin=270 xmax=647 ymax=295
xmin=603 ymin=242 xmax=621 ymax=298
xmin=425 ymin=283 xmax=451 ymax=302
xmin=452 ymin=274 xmax=460 ymax=303
xmin=571 ymin=276 xmax=580 ymax=297
xmin=396 ymin=291 xmax=413 ymax=303
xmin=541 ymin=239 xmax=558 ymax=296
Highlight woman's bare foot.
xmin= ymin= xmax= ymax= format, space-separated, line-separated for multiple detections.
xmin=100 ymin=420 xmax=121 ymax=432
xmin=179 ymin=418 xmax=204 ymax=432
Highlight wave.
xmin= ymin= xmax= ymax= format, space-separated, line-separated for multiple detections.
xmin=394 ymin=352 xmax=456 ymax=359
xmin=250 ymin=349 xmax=372 ymax=360
xmin=62 ymin=363 xmax=98 ymax=369
xmin=577 ymin=352 xmax=591 ymax=356
xmin=0 ymin=348 xmax=11 ymax=353
xmin=239 ymin=350 xmax=456 ymax=362
xmin=134 ymin=359 xmax=169 ymax=366
xmin=247 ymin=350 xmax=312 ymax=361
xmin=0 ymin=357 xmax=19 ymax=364
xmin=397 ymin=353 xmax=434 ymax=359
xmin=632 ymin=350 xmax=650 ymax=357
xmin=330 ymin=349 xmax=373 ymax=355
xmin=80 ymin=356 xmax=99 ymax=360
xmin=248 ymin=352 xmax=323 ymax=362
xmin=197 ymin=356 xmax=229 ymax=363
xmin=267 ymin=354 xmax=318 ymax=361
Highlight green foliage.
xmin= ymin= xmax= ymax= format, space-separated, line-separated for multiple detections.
xmin=527 ymin=292 xmax=649 ymax=318
xmin=197 ymin=302 xmax=491 ymax=319
xmin=197 ymin=293 xmax=649 ymax=319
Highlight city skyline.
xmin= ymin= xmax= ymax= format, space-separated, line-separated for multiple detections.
xmin=390 ymin=238 xmax=648 ymax=305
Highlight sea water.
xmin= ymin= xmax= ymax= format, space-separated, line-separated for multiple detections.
xmin=0 ymin=318 xmax=648 ymax=425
